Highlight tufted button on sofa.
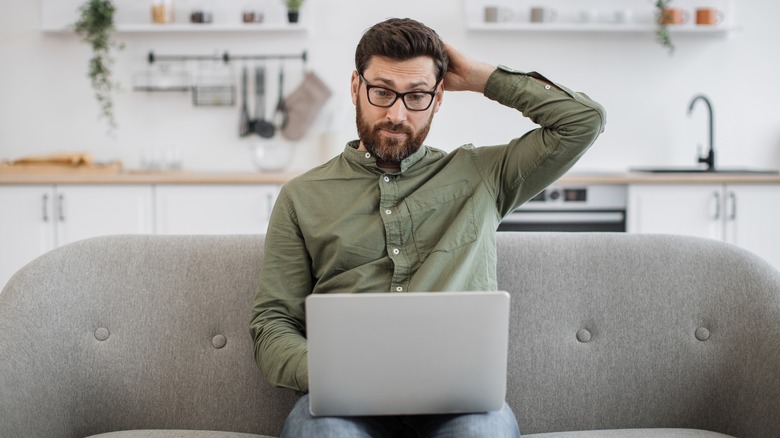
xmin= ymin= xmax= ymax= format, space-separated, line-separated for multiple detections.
xmin=1 ymin=233 xmax=779 ymax=437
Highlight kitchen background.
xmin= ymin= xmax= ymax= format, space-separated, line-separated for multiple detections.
xmin=1 ymin=0 xmax=778 ymax=173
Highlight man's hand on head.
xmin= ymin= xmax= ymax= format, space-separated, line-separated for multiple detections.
xmin=442 ymin=43 xmax=496 ymax=94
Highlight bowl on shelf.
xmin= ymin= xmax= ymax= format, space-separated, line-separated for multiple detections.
xmin=252 ymin=142 xmax=295 ymax=171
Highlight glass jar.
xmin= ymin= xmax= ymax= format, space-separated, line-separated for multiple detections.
xmin=151 ymin=0 xmax=174 ymax=24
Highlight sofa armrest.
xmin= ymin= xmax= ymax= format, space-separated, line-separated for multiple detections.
xmin=730 ymin=332 xmax=780 ymax=437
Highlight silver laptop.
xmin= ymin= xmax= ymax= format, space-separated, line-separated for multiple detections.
xmin=305 ymin=291 xmax=510 ymax=417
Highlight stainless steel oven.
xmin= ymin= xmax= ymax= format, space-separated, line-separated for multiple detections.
xmin=498 ymin=185 xmax=627 ymax=232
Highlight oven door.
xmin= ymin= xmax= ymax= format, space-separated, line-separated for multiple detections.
xmin=498 ymin=209 xmax=626 ymax=232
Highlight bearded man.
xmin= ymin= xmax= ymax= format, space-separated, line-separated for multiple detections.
xmin=251 ymin=17 xmax=605 ymax=438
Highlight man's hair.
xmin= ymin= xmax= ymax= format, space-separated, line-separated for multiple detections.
xmin=355 ymin=18 xmax=449 ymax=83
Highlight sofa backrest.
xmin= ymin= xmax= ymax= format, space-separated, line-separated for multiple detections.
xmin=1 ymin=233 xmax=779 ymax=438
xmin=496 ymin=233 xmax=780 ymax=437
xmin=0 ymin=235 xmax=298 ymax=438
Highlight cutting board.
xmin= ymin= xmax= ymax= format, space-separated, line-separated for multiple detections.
xmin=0 ymin=153 xmax=122 ymax=174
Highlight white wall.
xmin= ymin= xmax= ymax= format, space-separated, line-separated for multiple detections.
xmin=1 ymin=0 xmax=779 ymax=173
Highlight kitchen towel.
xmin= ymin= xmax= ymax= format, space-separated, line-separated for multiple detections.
xmin=281 ymin=71 xmax=332 ymax=141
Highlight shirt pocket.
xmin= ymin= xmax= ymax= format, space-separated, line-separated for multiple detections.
xmin=404 ymin=180 xmax=477 ymax=258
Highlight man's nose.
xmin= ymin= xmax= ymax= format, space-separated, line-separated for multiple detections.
xmin=385 ymin=98 xmax=407 ymax=124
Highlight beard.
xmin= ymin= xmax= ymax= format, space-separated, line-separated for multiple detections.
xmin=356 ymin=99 xmax=433 ymax=164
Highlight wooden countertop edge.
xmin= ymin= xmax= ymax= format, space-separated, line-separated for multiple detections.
xmin=1 ymin=171 xmax=780 ymax=185
xmin=0 ymin=171 xmax=299 ymax=185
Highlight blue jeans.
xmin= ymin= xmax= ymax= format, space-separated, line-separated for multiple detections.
xmin=280 ymin=395 xmax=521 ymax=438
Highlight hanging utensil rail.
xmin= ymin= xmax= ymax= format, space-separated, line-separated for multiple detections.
xmin=146 ymin=50 xmax=307 ymax=65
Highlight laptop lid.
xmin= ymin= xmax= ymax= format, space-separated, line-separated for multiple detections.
xmin=305 ymin=291 xmax=510 ymax=417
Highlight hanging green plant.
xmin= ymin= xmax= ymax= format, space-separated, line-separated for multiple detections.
xmin=655 ymin=0 xmax=675 ymax=55
xmin=73 ymin=0 xmax=123 ymax=135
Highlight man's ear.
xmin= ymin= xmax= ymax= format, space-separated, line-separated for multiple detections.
xmin=432 ymin=81 xmax=444 ymax=113
xmin=351 ymin=70 xmax=360 ymax=106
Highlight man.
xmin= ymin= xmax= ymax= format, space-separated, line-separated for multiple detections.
xmin=250 ymin=17 xmax=605 ymax=437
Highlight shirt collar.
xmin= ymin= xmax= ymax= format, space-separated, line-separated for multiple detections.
xmin=343 ymin=140 xmax=428 ymax=174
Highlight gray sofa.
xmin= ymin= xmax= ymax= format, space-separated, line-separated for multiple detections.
xmin=1 ymin=233 xmax=779 ymax=438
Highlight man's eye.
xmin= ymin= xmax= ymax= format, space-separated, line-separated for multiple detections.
xmin=373 ymin=89 xmax=394 ymax=99
xmin=406 ymin=93 xmax=427 ymax=103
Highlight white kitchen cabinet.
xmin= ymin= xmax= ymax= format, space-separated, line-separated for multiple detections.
xmin=627 ymin=185 xmax=722 ymax=239
xmin=0 ymin=185 xmax=154 ymax=289
xmin=0 ymin=186 xmax=56 ymax=289
xmin=723 ymin=185 xmax=780 ymax=268
xmin=628 ymin=184 xmax=780 ymax=269
xmin=154 ymin=184 xmax=279 ymax=235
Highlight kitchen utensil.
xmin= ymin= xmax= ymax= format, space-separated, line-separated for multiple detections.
xmin=239 ymin=66 xmax=251 ymax=137
xmin=253 ymin=66 xmax=276 ymax=138
xmin=273 ymin=65 xmax=289 ymax=129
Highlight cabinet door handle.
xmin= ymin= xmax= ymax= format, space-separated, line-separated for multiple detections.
xmin=57 ymin=194 xmax=65 ymax=222
xmin=711 ymin=191 xmax=721 ymax=220
xmin=42 ymin=194 xmax=49 ymax=222
xmin=728 ymin=192 xmax=737 ymax=221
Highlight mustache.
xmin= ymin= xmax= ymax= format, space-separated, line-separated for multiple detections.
xmin=377 ymin=121 xmax=411 ymax=134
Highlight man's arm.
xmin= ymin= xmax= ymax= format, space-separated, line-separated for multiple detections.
xmin=444 ymin=43 xmax=605 ymax=217
xmin=250 ymin=188 xmax=311 ymax=393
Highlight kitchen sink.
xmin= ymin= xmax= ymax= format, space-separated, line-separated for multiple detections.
xmin=631 ymin=167 xmax=779 ymax=174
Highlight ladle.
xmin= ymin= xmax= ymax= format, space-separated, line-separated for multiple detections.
xmin=273 ymin=64 xmax=289 ymax=129
xmin=253 ymin=65 xmax=276 ymax=138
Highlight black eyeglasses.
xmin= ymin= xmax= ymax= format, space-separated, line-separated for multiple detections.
xmin=360 ymin=75 xmax=438 ymax=111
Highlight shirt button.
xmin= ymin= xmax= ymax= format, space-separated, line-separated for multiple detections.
xmin=545 ymin=84 xmax=551 ymax=90
xmin=385 ymin=209 xmax=392 ymax=215
xmin=392 ymin=248 xmax=400 ymax=255
xmin=383 ymin=176 xmax=390 ymax=182
xmin=396 ymin=286 xmax=403 ymax=292
xmin=365 ymin=152 xmax=371 ymax=159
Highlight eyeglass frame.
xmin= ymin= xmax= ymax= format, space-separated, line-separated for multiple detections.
xmin=359 ymin=74 xmax=440 ymax=112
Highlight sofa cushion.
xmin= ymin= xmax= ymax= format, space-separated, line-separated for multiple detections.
xmin=86 ymin=430 xmax=269 ymax=438
xmin=526 ymin=428 xmax=734 ymax=438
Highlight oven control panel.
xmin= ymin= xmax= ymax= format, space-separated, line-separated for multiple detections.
xmin=519 ymin=185 xmax=627 ymax=210
xmin=530 ymin=188 xmax=587 ymax=203
xmin=501 ymin=184 xmax=628 ymax=232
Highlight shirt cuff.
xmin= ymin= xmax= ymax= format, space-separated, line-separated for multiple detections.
xmin=485 ymin=65 xmax=577 ymax=101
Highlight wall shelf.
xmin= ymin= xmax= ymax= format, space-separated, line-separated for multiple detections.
xmin=464 ymin=0 xmax=737 ymax=36
xmin=40 ymin=0 xmax=308 ymax=34
xmin=42 ymin=23 xmax=308 ymax=34
xmin=467 ymin=23 xmax=736 ymax=35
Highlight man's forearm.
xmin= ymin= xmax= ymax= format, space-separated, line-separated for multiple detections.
xmin=250 ymin=309 xmax=309 ymax=393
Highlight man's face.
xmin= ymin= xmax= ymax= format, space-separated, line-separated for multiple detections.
xmin=351 ymin=56 xmax=443 ymax=164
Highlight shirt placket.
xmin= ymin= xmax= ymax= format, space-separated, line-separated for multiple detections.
xmin=378 ymin=173 xmax=410 ymax=292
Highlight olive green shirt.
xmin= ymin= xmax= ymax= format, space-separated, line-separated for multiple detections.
xmin=250 ymin=66 xmax=606 ymax=393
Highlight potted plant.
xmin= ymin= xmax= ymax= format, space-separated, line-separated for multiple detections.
xmin=655 ymin=0 xmax=674 ymax=54
xmin=73 ymin=0 xmax=123 ymax=135
xmin=284 ymin=0 xmax=305 ymax=23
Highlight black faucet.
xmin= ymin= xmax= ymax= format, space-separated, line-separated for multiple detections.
xmin=688 ymin=95 xmax=715 ymax=171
